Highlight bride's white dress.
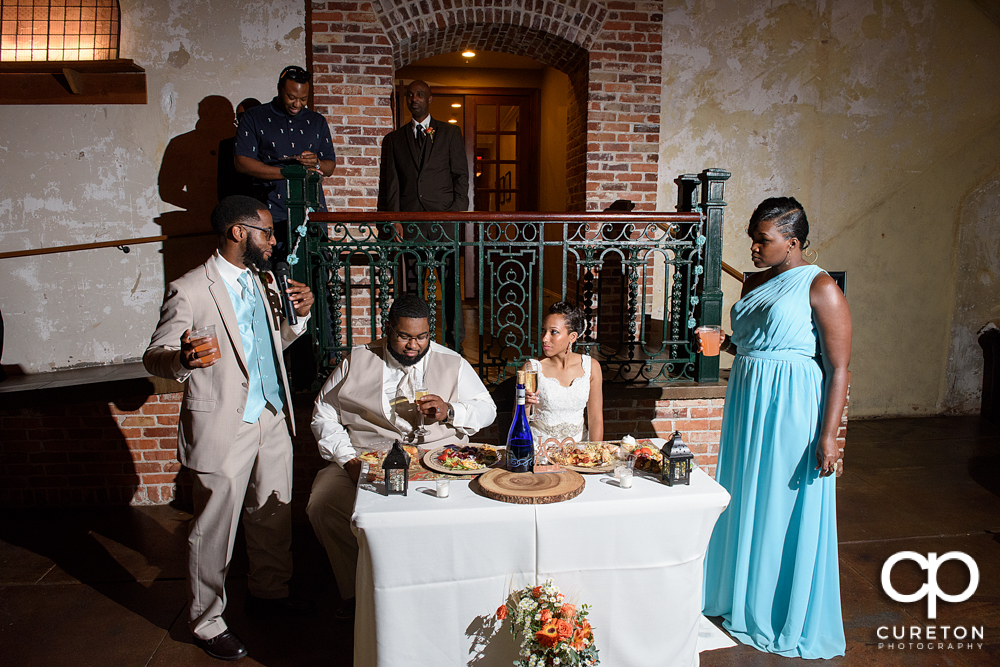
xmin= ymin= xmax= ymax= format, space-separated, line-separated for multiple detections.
xmin=528 ymin=354 xmax=592 ymax=443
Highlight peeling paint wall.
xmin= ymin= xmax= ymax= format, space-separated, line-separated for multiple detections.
xmin=0 ymin=0 xmax=306 ymax=372
xmin=945 ymin=170 xmax=1000 ymax=413
xmin=657 ymin=0 xmax=1000 ymax=417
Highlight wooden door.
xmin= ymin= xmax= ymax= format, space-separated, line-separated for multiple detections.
xmin=465 ymin=94 xmax=538 ymax=212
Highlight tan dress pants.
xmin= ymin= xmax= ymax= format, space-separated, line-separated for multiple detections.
xmin=306 ymin=462 xmax=359 ymax=600
xmin=188 ymin=406 xmax=293 ymax=640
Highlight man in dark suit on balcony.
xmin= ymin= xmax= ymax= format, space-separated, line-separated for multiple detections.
xmin=377 ymin=80 xmax=469 ymax=349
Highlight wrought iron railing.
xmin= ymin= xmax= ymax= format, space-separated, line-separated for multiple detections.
xmin=285 ymin=167 xmax=730 ymax=390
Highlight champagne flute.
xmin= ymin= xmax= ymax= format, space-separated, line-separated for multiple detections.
xmin=414 ymin=385 xmax=429 ymax=437
xmin=524 ymin=369 xmax=538 ymax=420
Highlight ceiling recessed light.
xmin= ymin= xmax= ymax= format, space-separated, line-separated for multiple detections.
xmin=448 ymin=119 xmax=458 ymax=123
xmin=451 ymin=103 xmax=462 ymax=108
xmin=461 ymin=51 xmax=476 ymax=58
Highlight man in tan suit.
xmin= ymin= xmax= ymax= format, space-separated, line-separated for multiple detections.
xmin=144 ymin=195 xmax=314 ymax=661
xmin=308 ymin=295 xmax=496 ymax=618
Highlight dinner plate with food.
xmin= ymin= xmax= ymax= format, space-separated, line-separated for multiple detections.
xmin=423 ymin=443 xmax=502 ymax=475
xmin=544 ymin=441 xmax=619 ymax=473
xmin=625 ymin=443 xmax=664 ymax=474
xmin=357 ymin=443 xmax=419 ymax=467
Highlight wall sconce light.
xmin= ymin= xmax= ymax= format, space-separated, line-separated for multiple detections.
xmin=461 ymin=50 xmax=475 ymax=58
xmin=1 ymin=0 xmax=121 ymax=62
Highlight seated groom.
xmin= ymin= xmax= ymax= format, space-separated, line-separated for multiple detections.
xmin=307 ymin=294 xmax=497 ymax=615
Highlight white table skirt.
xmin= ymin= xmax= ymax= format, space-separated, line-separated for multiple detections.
xmin=352 ymin=455 xmax=731 ymax=667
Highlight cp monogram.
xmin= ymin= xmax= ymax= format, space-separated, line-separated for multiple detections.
xmin=881 ymin=551 xmax=979 ymax=619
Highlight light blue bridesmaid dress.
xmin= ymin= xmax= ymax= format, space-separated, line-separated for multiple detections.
xmin=702 ymin=264 xmax=846 ymax=659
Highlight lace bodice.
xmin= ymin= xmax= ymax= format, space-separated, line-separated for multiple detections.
xmin=529 ymin=354 xmax=592 ymax=443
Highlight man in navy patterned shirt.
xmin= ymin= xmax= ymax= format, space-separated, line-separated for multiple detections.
xmin=235 ymin=66 xmax=336 ymax=259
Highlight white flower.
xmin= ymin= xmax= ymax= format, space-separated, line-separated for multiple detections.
xmin=554 ymin=659 xmax=560 ymax=665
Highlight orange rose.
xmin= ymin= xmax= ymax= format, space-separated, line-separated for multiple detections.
xmin=559 ymin=603 xmax=576 ymax=620
xmin=496 ymin=604 xmax=508 ymax=620
xmin=532 ymin=586 xmax=542 ymax=598
xmin=535 ymin=621 xmax=560 ymax=648
xmin=539 ymin=608 xmax=552 ymax=623
xmin=556 ymin=619 xmax=573 ymax=639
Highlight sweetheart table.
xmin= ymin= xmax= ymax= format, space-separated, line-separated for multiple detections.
xmin=351 ymin=442 xmax=731 ymax=667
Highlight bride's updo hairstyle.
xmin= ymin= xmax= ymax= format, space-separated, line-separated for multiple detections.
xmin=548 ymin=301 xmax=585 ymax=336
xmin=747 ymin=197 xmax=810 ymax=250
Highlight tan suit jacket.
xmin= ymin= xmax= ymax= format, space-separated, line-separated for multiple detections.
xmin=144 ymin=257 xmax=302 ymax=473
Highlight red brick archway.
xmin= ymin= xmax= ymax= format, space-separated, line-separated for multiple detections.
xmin=310 ymin=1 xmax=662 ymax=211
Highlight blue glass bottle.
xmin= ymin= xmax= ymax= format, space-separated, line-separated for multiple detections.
xmin=506 ymin=370 xmax=534 ymax=473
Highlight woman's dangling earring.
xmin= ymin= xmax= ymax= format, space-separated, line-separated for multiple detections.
xmin=783 ymin=240 xmax=795 ymax=266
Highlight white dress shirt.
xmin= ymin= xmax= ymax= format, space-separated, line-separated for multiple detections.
xmin=312 ymin=341 xmax=497 ymax=466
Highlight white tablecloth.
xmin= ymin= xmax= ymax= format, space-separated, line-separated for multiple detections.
xmin=352 ymin=457 xmax=731 ymax=667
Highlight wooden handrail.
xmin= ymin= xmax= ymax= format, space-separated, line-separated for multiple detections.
xmin=309 ymin=211 xmax=703 ymax=223
xmin=0 ymin=231 xmax=214 ymax=261
xmin=722 ymin=261 xmax=744 ymax=282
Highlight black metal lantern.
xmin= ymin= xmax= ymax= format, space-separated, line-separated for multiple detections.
xmin=661 ymin=431 xmax=693 ymax=486
xmin=382 ymin=440 xmax=410 ymax=496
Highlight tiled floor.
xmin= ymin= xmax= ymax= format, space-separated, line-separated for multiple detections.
xmin=1 ymin=416 xmax=998 ymax=666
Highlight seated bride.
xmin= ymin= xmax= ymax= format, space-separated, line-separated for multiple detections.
xmin=524 ymin=302 xmax=604 ymax=443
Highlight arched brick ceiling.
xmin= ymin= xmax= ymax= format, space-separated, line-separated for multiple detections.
xmin=370 ymin=0 xmax=606 ymax=71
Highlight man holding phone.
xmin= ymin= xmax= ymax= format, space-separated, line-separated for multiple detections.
xmin=235 ymin=65 xmax=336 ymax=261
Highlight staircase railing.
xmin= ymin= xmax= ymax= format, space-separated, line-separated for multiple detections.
xmin=285 ymin=167 xmax=731 ymax=390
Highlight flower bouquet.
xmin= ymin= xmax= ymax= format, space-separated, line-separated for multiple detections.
xmin=496 ymin=579 xmax=599 ymax=666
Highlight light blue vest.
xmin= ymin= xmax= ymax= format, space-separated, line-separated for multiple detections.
xmin=226 ymin=273 xmax=285 ymax=423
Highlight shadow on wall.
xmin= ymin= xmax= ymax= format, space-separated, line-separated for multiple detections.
xmin=155 ymin=95 xmax=236 ymax=284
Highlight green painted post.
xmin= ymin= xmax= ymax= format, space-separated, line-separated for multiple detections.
xmin=280 ymin=164 xmax=323 ymax=390
xmin=281 ymin=164 xmax=322 ymax=283
xmin=695 ymin=168 xmax=730 ymax=383
xmin=675 ymin=173 xmax=701 ymax=213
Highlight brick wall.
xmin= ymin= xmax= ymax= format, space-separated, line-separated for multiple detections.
xmin=0 ymin=380 xmax=331 ymax=509
xmin=0 ymin=380 xmax=184 ymax=507
xmin=310 ymin=0 xmax=663 ymax=213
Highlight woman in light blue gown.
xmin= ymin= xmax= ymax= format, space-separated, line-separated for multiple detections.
xmin=702 ymin=197 xmax=852 ymax=659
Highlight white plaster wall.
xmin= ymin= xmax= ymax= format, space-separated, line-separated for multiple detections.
xmin=657 ymin=0 xmax=1000 ymax=417
xmin=0 ymin=0 xmax=306 ymax=372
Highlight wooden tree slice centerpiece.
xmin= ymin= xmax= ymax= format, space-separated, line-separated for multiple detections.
xmin=477 ymin=469 xmax=585 ymax=505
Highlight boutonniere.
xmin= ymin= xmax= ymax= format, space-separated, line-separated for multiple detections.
xmin=424 ymin=126 xmax=435 ymax=143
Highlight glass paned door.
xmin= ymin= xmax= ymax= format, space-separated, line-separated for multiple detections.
xmin=469 ymin=95 xmax=534 ymax=212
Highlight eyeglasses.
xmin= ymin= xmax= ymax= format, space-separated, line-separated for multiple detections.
xmin=238 ymin=223 xmax=274 ymax=241
xmin=278 ymin=65 xmax=310 ymax=85
xmin=390 ymin=327 xmax=430 ymax=343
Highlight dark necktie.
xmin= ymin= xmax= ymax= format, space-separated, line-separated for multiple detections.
xmin=415 ymin=124 xmax=425 ymax=149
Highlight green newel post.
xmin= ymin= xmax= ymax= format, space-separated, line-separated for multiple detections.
xmin=695 ymin=168 xmax=730 ymax=383
xmin=280 ymin=164 xmax=323 ymax=390
xmin=675 ymin=173 xmax=701 ymax=213
xmin=280 ymin=164 xmax=323 ymax=283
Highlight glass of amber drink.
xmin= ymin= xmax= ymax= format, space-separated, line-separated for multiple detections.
xmin=694 ymin=325 xmax=723 ymax=356
xmin=190 ymin=325 xmax=221 ymax=363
